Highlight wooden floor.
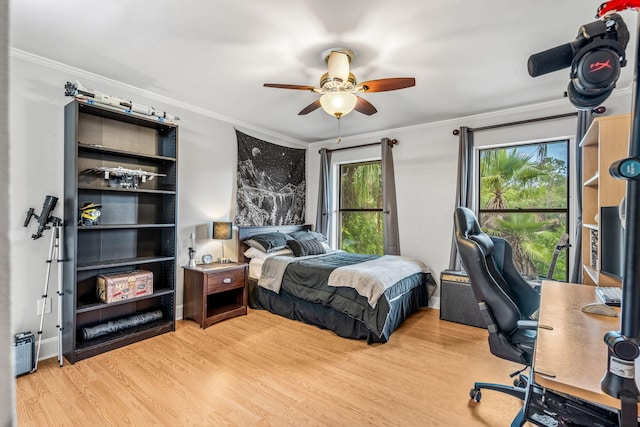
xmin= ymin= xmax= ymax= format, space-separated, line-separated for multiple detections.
xmin=16 ymin=308 xmax=528 ymax=426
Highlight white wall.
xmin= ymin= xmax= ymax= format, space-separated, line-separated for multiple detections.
xmin=8 ymin=52 xmax=306 ymax=361
xmin=8 ymin=46 xmax=634 ymax=363
xmin=307 ymin=92 xmax=633 ymax=308
xmin=1 ymin=0 xmax=15 ymax=424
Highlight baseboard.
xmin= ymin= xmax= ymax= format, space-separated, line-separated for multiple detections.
xmin=428 ymin=296 xmax=440 ymax=309
xmin=34 ymin=336 xmax=58 ymax=363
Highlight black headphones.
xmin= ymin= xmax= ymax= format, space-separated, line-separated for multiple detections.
xmin=567 ymin=31 xmax=627 ymax=109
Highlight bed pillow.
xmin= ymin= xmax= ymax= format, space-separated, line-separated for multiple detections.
xmin=244 ymin=232 xmax=292 ymax=253
xmin=289 ymin=238 xmax=326 ymax=257
xmin=288 ymin=230 xmax=328 ymax=242
xmin=244 ymin=247 xmax=292 ymax=260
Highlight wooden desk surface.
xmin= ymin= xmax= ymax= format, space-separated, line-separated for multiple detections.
xmin=535 ymin=280 xmax=633 ymax=410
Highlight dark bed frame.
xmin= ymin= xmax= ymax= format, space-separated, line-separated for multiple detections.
xmin=236 ymin=224 xmax=431 ymax=343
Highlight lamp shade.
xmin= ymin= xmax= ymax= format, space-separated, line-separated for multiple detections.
xmin=319 ymin=92 xmax=357 ymax=118
xmin=212 ymin=221 xmax=233 ymax=240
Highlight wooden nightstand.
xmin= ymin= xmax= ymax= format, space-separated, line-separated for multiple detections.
xmin=182 ymin=262 xmax=248 ymax=328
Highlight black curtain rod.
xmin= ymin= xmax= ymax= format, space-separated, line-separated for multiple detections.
xmin=319 ymin=138 xmax=398 ymax=154
xmin=451 ymin=106 xmax=606 ymax=135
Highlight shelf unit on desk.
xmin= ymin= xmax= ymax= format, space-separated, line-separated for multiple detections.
xmin=580 ymin=114 xmax=628 ymax=287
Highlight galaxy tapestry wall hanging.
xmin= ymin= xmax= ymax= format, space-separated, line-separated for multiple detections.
xmin=235 ymin=130 xmax=306 ymax=226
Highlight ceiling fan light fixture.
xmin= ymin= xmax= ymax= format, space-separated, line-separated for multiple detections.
xmin=319 ymin=92 xmax=357 ymax=118
xmin=264 ymin=47 xmax=414 ymax=121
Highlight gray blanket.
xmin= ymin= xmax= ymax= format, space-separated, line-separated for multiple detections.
xmin=327 ymin=255 xmax=428 ymax=308
xmin=258 ymin=252 xmax=427 ymax=307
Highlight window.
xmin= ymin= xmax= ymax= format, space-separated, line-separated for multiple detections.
xmin=339 ymin=160 xmax=383 ymax=255
xmin=478 ymin=140 xmax=569 ymax=281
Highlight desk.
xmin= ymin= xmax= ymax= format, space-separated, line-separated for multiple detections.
xmin=534 ymin=280 xmax=639 ymax=412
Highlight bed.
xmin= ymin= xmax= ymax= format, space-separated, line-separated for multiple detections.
xmin=238 ymin=225 xmax=436 ymax=343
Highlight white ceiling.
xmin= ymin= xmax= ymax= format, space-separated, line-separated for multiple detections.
xmin=9 ymin=0 xmax=639 ymax=143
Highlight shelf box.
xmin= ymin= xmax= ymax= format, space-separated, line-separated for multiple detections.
xmin=78 ymin=143 xmax=177 ymax=162
xmin=76 ymin=260 xmax=175 ymax=309
xmin=76 ymin=227 xmax=175 ymax=265
xmin=78 ymin=190 xmax=176 ymax=225
xmin=73 ymin=320 xmax=174 ymax=362
xmin=77 ymin=104 xmax=177 ymax=158
xmin=77 ymin=150 xmax=176 ymax=192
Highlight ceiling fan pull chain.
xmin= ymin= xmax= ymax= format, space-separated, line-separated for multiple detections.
xmin=337 ymin=116 xmax=342 ymax=143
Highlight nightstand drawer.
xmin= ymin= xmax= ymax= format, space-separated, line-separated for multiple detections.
xmin=207 ymin=268 xmax=245 ymax=294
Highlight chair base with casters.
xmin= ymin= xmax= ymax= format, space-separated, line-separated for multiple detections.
xmin=470 ymin=380 xmax=528 ymax=403
xmin=470 ymin=380 xmax=529 ymax=427
xmin=467 ymin=301 xmax=537 ymax=427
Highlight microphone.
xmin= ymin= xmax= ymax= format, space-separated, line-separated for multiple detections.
xmin=528 ymin=15 xmax=627 ymax=78
xmin=527 ymin=41 xmax=583 ymax=77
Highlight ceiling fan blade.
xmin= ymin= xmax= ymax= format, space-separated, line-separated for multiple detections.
xmin=264 ymin=83 xmax=316 ymax=91
xmin=359 ymin=77 xmax=416 ymax=92
xmin=298 ymin=100 xmax=321 ymax=115
xmin=354 ymin=96 xmax=377 ymax=115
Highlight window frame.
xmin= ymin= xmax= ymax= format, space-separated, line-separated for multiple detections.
xmin=337 ymin=159 xmax=384 ymax=253
xmin=476 ymin=138 xmax=571 ymax=280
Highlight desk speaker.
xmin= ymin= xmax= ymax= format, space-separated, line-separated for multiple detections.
xmin=439 ymin=270 xmax=485 ymax=328
xmin=14 ymin=331 xmax=35 ymax=376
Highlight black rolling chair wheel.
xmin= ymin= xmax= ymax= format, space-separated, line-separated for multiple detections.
xmin=469 ymin=388 xmax=482 ymax=402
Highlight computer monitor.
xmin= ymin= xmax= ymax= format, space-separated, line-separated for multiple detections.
xmin=600 ymin=206 xmax=624 ymax=279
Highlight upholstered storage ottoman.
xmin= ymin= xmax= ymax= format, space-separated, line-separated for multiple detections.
xmin=439 ymin=270 xmax=485 ymax=328
xmin=97 ymin=270 xmax=153 ymax=303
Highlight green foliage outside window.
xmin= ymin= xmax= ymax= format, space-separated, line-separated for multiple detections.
xmin=340 ymin=161 xmax=384 ymax=255
xmin=479 ymin=141 xmax=569 ymax=280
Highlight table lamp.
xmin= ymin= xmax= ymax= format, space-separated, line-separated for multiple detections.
xmin=213 ymin=221 xmax=233 ymax=263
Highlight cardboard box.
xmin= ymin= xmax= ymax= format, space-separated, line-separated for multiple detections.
xmin=97 ymin=270 xmax=153 ymax=303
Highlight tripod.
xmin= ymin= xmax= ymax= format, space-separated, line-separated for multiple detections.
xmin=34 ymin=218 xmax=64 ymax=370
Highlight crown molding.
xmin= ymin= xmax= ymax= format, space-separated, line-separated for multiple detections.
xmin=12 ymin=48 xmax=633 ymax=150
xmin=309 ymin=86 xmax=633 ymax=147
xmin=10 ymin=48 xmax=308 ymax=147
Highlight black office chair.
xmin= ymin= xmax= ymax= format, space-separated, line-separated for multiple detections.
xmin=453 ymin=207 xmax=540 ymax=426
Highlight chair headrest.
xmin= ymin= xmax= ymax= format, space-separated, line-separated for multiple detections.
xmin=455 ymin=207 xmax=494 ymax=256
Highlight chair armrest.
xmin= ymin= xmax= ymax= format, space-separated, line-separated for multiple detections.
xmin=517 ymin=320 xmax=538 ymax=330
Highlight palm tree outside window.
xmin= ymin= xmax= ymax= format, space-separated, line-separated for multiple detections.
xmin=478 ymin=140 xmax=569 ymax=281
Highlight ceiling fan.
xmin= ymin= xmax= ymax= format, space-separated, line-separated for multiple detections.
xmin=264 ymin=48 xmax=416 ymax=119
